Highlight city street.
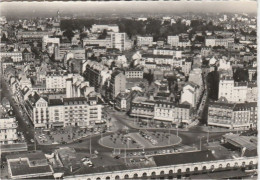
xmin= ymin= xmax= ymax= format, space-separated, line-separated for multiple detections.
xmin=1 ymin=78 xmax=35 ymax=149
xmin=2 ymin=76 xmax=227 ymax=155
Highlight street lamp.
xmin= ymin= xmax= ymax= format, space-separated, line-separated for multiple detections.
xmin=207 ymin=126 xmax=209 ymax=143
xmin=90 ymin=134 xmax=92 ymax=156
xmin=176 ymin=123 xmax=179 ymax=137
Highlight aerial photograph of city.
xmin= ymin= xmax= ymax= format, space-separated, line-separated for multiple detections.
xmin=0 ymin=1 xmax=258 ymax=179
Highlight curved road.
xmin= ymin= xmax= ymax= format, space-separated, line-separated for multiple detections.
xmin=2 ymin=76 xmax=226 ymax=155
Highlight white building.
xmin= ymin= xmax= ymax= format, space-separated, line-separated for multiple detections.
xmin=180 ymin=82 xmax=200 ymax=108
xmin=0 ymin=52 xmax=23 ymax=62
xmin=66 ymin=74 xmax=95 ymax=98
xmin=0 ymin=117 xmax=18 ymax=144
xmin=153 ymin=49 xmax=182 ymax=58
xmin=137 ymin=36 xmax=153 ymax=47
xmin=167 ymin=36 xmax=179 ymax=46
xmin=181 ymin=60 xmax=192 ymax=76
xmin=32 ymin=96 xmax=103 ymax=128
xmin=42 ymin=36 xmax=60 ymax=50
xmin=205 ymin=37 xmax=234 ymax=48
xmin=125 ymin=69 xmax=143 ymax=79
xmin=188 ymin=68 xmax=203 ymax=87
xmin=46 ymin=71 xmax=68 ymax=91
xmin=218 ymin=76 xmax=250 ymax=103
xmin=111 ymin=33 xmax=126 ymax=51
xmin=83 ymin=38 xmax=111 ymax=48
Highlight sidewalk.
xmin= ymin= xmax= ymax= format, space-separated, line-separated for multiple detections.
xmin=119 ymin=117 xmax=189 ymax=132
xmin=198 ymin=126 xmax=244 ymax=133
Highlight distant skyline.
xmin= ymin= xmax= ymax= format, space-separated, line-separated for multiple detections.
xmin=0 ymin=1 xmax=257 ymax=19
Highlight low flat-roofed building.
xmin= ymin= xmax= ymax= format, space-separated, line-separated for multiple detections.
xmin=222 ymin=134 xmax=257 ymax=151
xmin=6 ymin=151 xmax=54 ymax=179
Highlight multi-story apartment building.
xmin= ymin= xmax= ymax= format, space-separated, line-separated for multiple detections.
xmin=246 ymin=82 xmax=257 ymax=102
xmin=66 ymin=75 xmax=95 ymax=98
xmin=181 ymin=59 xmax=192 ymax=76
xmin=115 ymin=92 xmax=131 ymax=111
xmin=154 ymin=102 xmax=190 ymax=124
xmin=180 ymin=82 xmax=200 ymax=108
xmin=205 ymin=37 xmax=234 ymax=48
xmin=48 ymin=99 xmax=64 ymax=127
xmin=188 ymin=68 xmax=203 ymax=87
xmin=83 ymin=38 xmax=111 ymax=48
xmin=167 ymin=36 xmax=179 ymax=46
xmin=33 ymin=96 xmax=49 ymax=128
xmin=130 ymin=97 xmax=155 ymax=119
xmin=0 ymin=117 xmax=18 ymax=144
xmin=111 ymin=33 xmax=126 ymax=51
xmin=208 ymin=100 xmax=257 ymax=129
xmin=178 ymin=40 xmax=191 ymax=47
xmin=137 ymin=36 xmax=153 ymax=47
xmin=124 ymin=68 xmax=143 ymax=79
xmin=0 ymin=51 xmax=23 ymax=62
xmin=130 ymin=97 xmax=191 ymax=124
xmin=32 ymin=96 xmax=103 ymax=128
xmin=46 ymin=71 xmax=68 ymax=91
xmin=42 ymin=36 xmax=60 ymax=51
xmin=17 ymin=30 xmax=53 ymax=40
xmin=142 ymin=54 xmax=183 ymax=67
xmin=83 ymin=61 xmax=110 ymax=93
xmin=153 ymin=48 xmax=182 ymax=58
xmin=109 ymin=71 xmax=126 ymax=100
xmin=91 ymin=24 xmax=119 ymax=33
xmin=218 ymin=76 xmax=257 ymax=103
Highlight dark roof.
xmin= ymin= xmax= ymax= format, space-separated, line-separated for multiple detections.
xmin=63 ymin=97 xmax=87 ymax=105
xmin=6 ymin=151 xmax=46 ymax=161
xmin=9 ymin=161 xmax=52 ymax=177
xmin=190 ymin=169 xmax=248 ymax=179
xmin=143 ymin=54 xmax=173 ymax=59
xmin=156 ymin=92 xmax=170 ymax=97
xmin=49 ymin=99 xmax=63 ymax=106
xmin=22 ymin=48 xmax=30 ymax=53
xmin=2 ymin=57 xmax=13 ymax=63
xmin=153 ymin=150 xmax=219 ymax=167
xmin=233 ymin=102 xmax=257 ymax=111
xmin=177 ymin=103 xmax=190 ymax=109
xmin=209 ymin=101 xmax=235 ymax=109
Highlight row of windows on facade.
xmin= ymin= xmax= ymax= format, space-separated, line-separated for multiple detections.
xmin=89 ymin=161 xmax=254 ymax=180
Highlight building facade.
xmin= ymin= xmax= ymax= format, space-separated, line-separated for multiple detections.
xmin=218 ymin=76 xmax=256 ymax=103
xmin=111 ymin=33 xmax=126 ymax=51
xmin=0 ymin=117 xmax=18 ymax=144
xmin=208 ymin=101 xmax=257 ymax=129
xmin=32 ymin=96 xmax=103 ymax=129
xmin=137 ymin=36 xmax=153 ymax=47
xmin=109 ymin=72 xmax=126 ymax=100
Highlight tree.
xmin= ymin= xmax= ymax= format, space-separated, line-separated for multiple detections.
xmin=143 ymin=72 xmax=154 ymax=85
xmin=233 ymin=68 xmax=249 ymax=82
xmin=1 ymin=33 xmax=8 ymax=42
xmin=98 ymin=29 xmax=107 ymax=39
xmin=63 ymin=30 xmax=74 ymax=41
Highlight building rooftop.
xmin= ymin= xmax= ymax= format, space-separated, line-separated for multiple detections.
xmin=143 ymin=54 xmax=173 ymax=59
xmin=223 ymin=135 xmax=257 ymax=151
xmin=153 ymin=150 xmax=221 ymax=167
xmin=6 ymin=151 xmax=53 ymax=178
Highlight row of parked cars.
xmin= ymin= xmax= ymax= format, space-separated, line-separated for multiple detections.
xmin=139 ymin=131 xmax=158 ymax=145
